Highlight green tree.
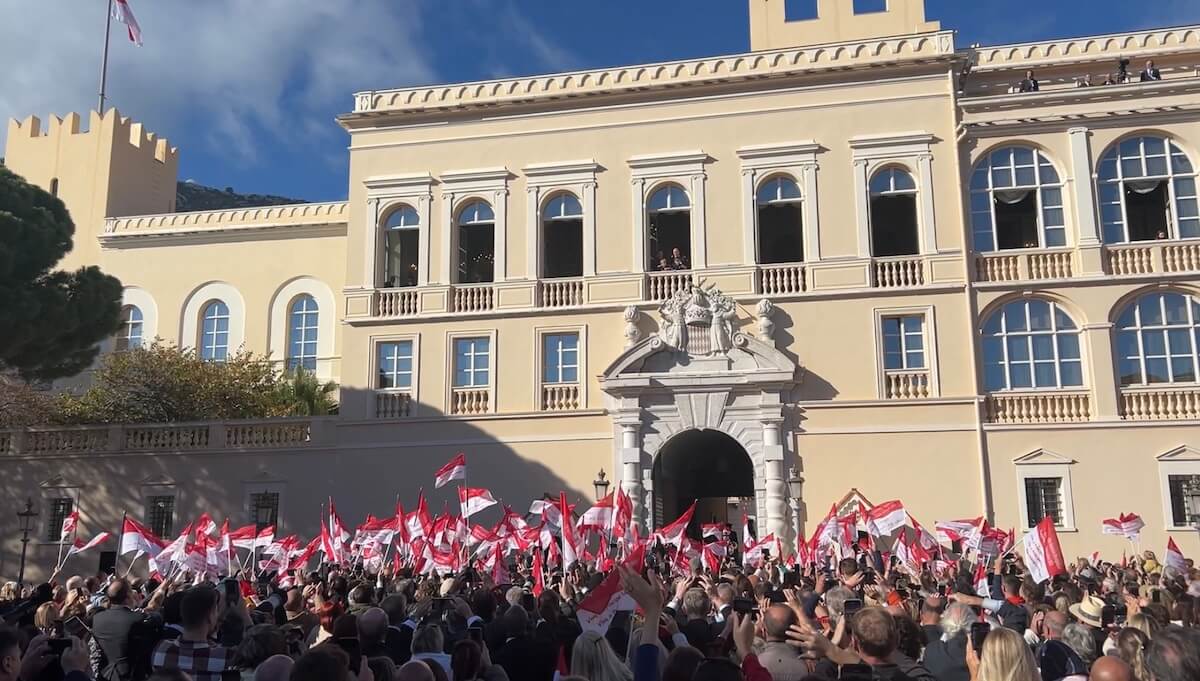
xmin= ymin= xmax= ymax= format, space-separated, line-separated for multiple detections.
xmin=274 ymin=367 xmax=339 ymax=416
xmin=0 ymin=166 xmax=123 ymax=380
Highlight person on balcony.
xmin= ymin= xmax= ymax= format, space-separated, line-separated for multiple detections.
xmin=1018 ymin=70 xmax=1039 ymax=92
xmin=669 ymin=247 xmax=689 ymax=271
xmin=1140 ymin=60 xmax=1162 ymax=81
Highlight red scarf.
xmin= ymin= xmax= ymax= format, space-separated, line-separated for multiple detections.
xmin=1005 ymin=594 xmax=1025 ymax=607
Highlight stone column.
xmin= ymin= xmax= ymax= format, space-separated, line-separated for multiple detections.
xmin=761 ymin=418 xmax=788 ymax=544
xmin=1083 ymin=323 xmax=1120 ymax=420
xmin=1069 ymin=127 xmax=1106 ymax=276
xmin=615 ymin=414 xmax=646 ymax=528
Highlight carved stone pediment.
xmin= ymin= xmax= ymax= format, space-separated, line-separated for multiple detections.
xmin=657 ymin=284 xmax=738 ymax=356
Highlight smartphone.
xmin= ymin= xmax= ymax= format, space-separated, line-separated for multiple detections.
xmin=63 ymin=616 xmax=90 ymax=639
xmin=336 ymin=636 xmax=362 ymax=673
xmin=732 ymin=597 xmax=757 ymax=615
xmin=843 ymin=598 xmax=863 ymax=616
xmin=970 ymin=622 xmax=990 ymax=657
xmin=467 ymin=626 xmax=484 ymax=644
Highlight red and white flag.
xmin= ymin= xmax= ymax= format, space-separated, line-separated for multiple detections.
xmin=1101 ymin=513 xmax=1145 ymax=541
xmin=459 ymin=487 xmax=498 ymax=518
xmin=864 ymin=500 xmax=908 ymax=537
xmin=613 ymin=486 xmax=633 ymax=540
xmin=66 ymin=532 xmax=111 ymax=559
xmin=60 ymin=511 xmax=79 ymax=540
xmin=973 ymin=562 xmax=990 ymax=597
xmin=579 ymin=493 xmax=615 ymax=532
xmin=435 ymin=454 xmax=467 ymax=489
xmin=935 ymin=517 xmax=982 ymax=547
xmin=577 ymin=542 xmax=645 ymax=634
xmin=112 ymin=0 xmax=143 ymax=46
xmin=701 ymin=523 xmax=723 ymax=539
xmin=532 ymin=549 xmax=545 ymax=597
xmin=653 ymin=502 xmax=696 ymax=551
xmin=120 ymin=516 xmax=166 ymax=557
xmin=1165 ymin=537 xmax=1188 ymax=575
xmin=560 ymin=492 xmax=579 ymax=569
xmin=909 ymin=514 xmax=940 ymax=552
xmin=1023 ymin=517 xmax=1067 ymax=584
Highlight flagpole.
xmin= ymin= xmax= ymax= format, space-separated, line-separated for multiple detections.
xmin=98 ymin=0 xmax=114 ymax=113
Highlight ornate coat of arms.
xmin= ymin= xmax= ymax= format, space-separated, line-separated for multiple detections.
xmin=657 ymin=285 xmax=738 ymax=355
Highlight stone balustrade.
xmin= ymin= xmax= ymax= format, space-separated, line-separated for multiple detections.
xmin=541 ymin=384 xmax=581 ymax=411
xmin=975 ymin=248 xmax=1074 ymax=282
xmin=884 ymin=370 xmax=931 ymax=399
xmin=757 ymin=263 xmax=807 ymax=295
xmin=985 ymin=391 xmax=1091 ymax=424
xmin=539 ymin=279 xmax=585 ymax=308
xmin=1120 ymin=387 xmax=1200 ymax=420
xmin=375 ymin=289 xmax=419 ymax=317
xmin=375 ymin=391 xmax=414 ymax=418
xmin=452 ymin=284 xmax=496 ymax=312
xmin=1107 ymin=242 xmax=1200 ymax=276
xmin=872 ymin=256 xmax=925 ymax=288
xmin=1 ymin=419 xmax=322 ymax=455
xmin=450 ymin=388 xmax=491 ymax=415
xmin=645 ymin=271 xmax=695 ymax=302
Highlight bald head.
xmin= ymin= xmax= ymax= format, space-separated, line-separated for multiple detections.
xmin=1044 ymin=610 xmax=1068 ymax=639
xmin=1090 ymin=656 xmax=1134 ymax=681
xmin=253 ymin=654 xmax=294 ymax=681
xmin=397 ymin=661 xmax=436 ymax=681
xmin=358 ymin=606 xmax=388 ymax=643
xmin=763 ymin=605 xmax=796 ymax=641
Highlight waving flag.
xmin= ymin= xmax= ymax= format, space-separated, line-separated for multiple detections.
xmin=973 ymin=561 xmax=990 ymax=597
xmin=66 ymin=532 xmax=111 ymax=559
xmin=120 ymin=517 xmax=166 ymax=557
xmin=577 ymin=542 xmax=646 ymax=634
xmin=1023 ymin=517 xmax=1066 ymax=584
xmin=614 ymin=486 xmax=633 ymax=540
xmin=935 ymin=517 xmax=982 ymax=546
xmin=580 ymin=493 xmax=615 ymax=532
xmin=560 ymin=492 xmax=579 ymax=569
xmin=653 ymin=502 xmax=696 ymax=551
xmin=1102 ymin=513 xmax=1145 ymax=541
xmin=459 ymin=487 xmax=498 ymax=518
xmin=1165 ymin=537 xmax=1188 ymax=575
xmin=864 ymin=500 xmax=908 ymax=536
xmin=435 ymin=454 xmax=467 ymax=489
xmin=112 ymin=0 xmax=143 ymax=46
xmin=60 ymin=511 xmax=79 ymax=540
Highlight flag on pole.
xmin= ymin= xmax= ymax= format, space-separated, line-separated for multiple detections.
xmin=560 ymin=492 xmax=579 ymax=570
xmin=652 ymin=502 xmax=696 ymax=551
xmin=579 ymin=494 xmax=615 ymax=532
xmin=112 ymin=0 xmax=143 ymax=46
xmin=1101 ymin=513 xmax=1145 ymax=541
xmin=120 ymin=517 xmax=166 ymax=557
xmin=434 ymin=454 xmax=467 ymax=489
xmin=1022 ymin=517 xmax=1066 ymax=584
xmin=66 ymin=532 xmax=112 ymax=559
xmin=576 ymin=542 xmax=646 ymax=634
xmin=973 ymin=561 xmax=990 ymax=597
xmin=863 ymin=500 xmax=908 ymax=537
xmin=935 ymin=517 xmax=982 ymax=547
xmin=60 ymin=511 xmax=79 ymax=540
xmin=1165 ymin=537 xmax=1187 ymax=575
xmin=459 ymin=487 xmax=498 ymax=518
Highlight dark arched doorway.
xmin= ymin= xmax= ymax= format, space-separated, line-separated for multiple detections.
xmin=652 ymin=429 xmax=755 ymax=538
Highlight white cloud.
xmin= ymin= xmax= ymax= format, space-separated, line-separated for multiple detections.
xmin=0 ymin=0 xmax=438 ymax=165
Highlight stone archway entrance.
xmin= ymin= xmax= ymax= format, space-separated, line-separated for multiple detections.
xmin=652 ymin=429 xmax=755 ymax=534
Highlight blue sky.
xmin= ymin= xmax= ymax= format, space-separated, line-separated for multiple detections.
xmin=2 ymin=0 xmax=1198 ymax=205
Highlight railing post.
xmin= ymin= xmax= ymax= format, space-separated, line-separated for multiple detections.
xmin=106 ymin=425 xmax=124 ymax=452
xmin=208 ymin=422 xmax=226 ymax=450
xmin=1016 ymin=252 xmax=1031 ymax=280
xmin=11 ymin=430 xmax=26 ymax=456
xmin=1151 ymin=243 xmax=1166 ymax=273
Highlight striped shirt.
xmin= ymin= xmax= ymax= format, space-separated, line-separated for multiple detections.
xmin=151 ymin=638 xmax=234 ymax=681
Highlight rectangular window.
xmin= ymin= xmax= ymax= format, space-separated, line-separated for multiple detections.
xmin=853 ymin=0 xmax=887 ymax=14
xmin=881 ymin=315 xmax=925 ymax=370
xmin=1024 ymin=477 xmax=1064 ymax=527
xmin=377 ymin=341 xmax=414 ymax=389
xmin=543 ymin=333 xmax=579 ymax=384
xmin=147 ymin=495 xmax=175 ymax=538
xmin=453 ymin=337 xmax=490 ymax=388
xmin=250 ymin=492 xmax=280 ymax=529
xmin=46 ymin=498 xmax=74 ymax=542
xmin=1168 ymin=474 xmax=1200 ymax=526
xmin=784 ymin=0 xmax=818 ymax=21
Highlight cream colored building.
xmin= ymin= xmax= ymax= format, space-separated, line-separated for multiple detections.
xmin=4 ymin=0 xmax=1200 ymax=580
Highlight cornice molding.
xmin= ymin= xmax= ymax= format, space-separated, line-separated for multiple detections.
xmin=363 ymin=173 xmax=435 ymax=191
xmin=967 ymin=24 xmax=1200 ymax=72
xmin=346 ymin=31 xmax=956 ymax=119
xmin=99 ymin=221 xmax=347 ymax=249
xmin=103 ymin=201 xmax=348 ymax=235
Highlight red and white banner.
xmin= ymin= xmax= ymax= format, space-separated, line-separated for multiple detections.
xmin=1165 ymin=537 xmax=1188 ymax=575
xmin=701 ymin=523 xmax=723 ymax=539
xmin=66 ymin=532 xmax=111 ymax=559
xmin=935 ymin=517 xmax=982 ymax=546
xmin=973 ymin=562 xmax=990 ymax=597
xmin=864 ymin=500 xmax=907 ymax=537
xmin=577 ymin=543 xmax=645 ymax=634
xmin=120 ymin=517 xmax=166 ymax=557
xmin=652 ymin=502 xmax=696 ymax=551
xmin=112 ymin=0 xmax=143 ymax=46
xmin=459 ymin=487 xmax=498 ymax=518
xmin=1023 ymin=516 xmax=1067 ymax=584
xmin=559 ymin=492 xmax=579 ymax=570
xmin=579 ymin=493 xmax=615 ymax=532
xmin=60 ymin=511 xmax=79 ymax=540
xmin=1102 ymin=513 xmax=1145 ymax=541
xmin=434 ymin=454 xmax=467 ymax=489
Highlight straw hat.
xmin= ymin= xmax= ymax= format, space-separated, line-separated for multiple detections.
xmin=1067 ymin=594 xmax=1106 ymax=627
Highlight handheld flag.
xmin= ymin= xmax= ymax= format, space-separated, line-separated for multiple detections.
xmin=435 ymin=454 xmax=467 ymax=489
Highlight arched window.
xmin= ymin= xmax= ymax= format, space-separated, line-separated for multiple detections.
xmin=981 ymin=299 xmax=1083 ymax=391
xmin=286 ymin=294 xmax=319 ymax=372
xmin=756 ymin=175 xmax=804 ymax=264
xmin=1097 ymin=136 xmax=1199 ymax=243
xmin=382 ymin=204 xmax=420 ymax=288
xmin=456 ymin=201 xmax=495 ymax=284
xmin=542 ymin=192 xmax=583 ymax=279
xmin=647 ymin=184 xmax=691 ymax=271
xmin=199 ymin=301 xmax=230 ymax=362
xmin=869 ymin=167 xmax=919 ymax=257
xmin=116 ymin=305 xmax=143 ymax=351
xmin=1115 ymin=291 xmax=1200 ymax=386
xmin=969 ymin=147 xmax=1066 ymax=251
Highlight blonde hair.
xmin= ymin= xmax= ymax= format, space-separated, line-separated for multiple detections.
xmin=977 ymin=627 xmax=1039 ymax=681
xmin=571 ymin=630 xmax=633 ymax=681
xmin=0 ymin=583 xmax=17 ymax=602
xmin=34 ymin=602 xmax=60 ymax=632
xmin=1126 ymin=613 xmax=1159 ymax=639
xmin=1117 ymin=628 xmax=1151 ymax=681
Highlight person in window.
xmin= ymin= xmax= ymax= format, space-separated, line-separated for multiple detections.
xmin=1103 ymin=73 xmax=1118 ymax=85
xmin=1156 ymin=230 xmax=1168 ymax=240
xmin=669 ymin=247 xmax=689 ymax=271
xmin=1075 ymin=74 xmax=1093 ymax=87
xmin=405 ymin=264 xmax=418 ymax=287
xmin=1140 ymin=60 xmax=1162 ymax=81
xmin=1018 ymin=70 xmax=1039 ymax=92
xmin=656 ymin=257 xmax=671 ymax=272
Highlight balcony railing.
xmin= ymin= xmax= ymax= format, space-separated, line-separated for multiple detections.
xmin=374 ymin=289 xmax=419 ymax=318
xmin=645 ymin=270 xmax=694 ymax=302
xmin=375 ymin=391 xmax=414 ymax=418
xmin=1107 ymin=242 xmax=1200 ymax=276
xmin=450 ymin=388 xmax=491 ymax=415
xmin=539 ymin=279 xmax=584 ymax=308
xmin=872 ymin=256 xmax=925 ymax=289
xmin=758 ymin=263 xmax=807 ymax=296
xmin=2 ymin=419 xmax=317 ymax=455
xmin=884 ymin=370 xmax=930 ymax=399
xmin=1120 ymin=386 xmax=1200 ymax=420
xmin=975 ymin=248 xmax=1074 ymax=282
xmin=452 ymin=284 xmax=495 ymax=312
xmin=984 ymin=391 xmax=1091 ymax=424
xmin=541 ymin=384 xmax=581 ymax=411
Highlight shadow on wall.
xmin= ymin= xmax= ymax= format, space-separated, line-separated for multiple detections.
xmin=0 ymin=389 xmax=594 ymax=582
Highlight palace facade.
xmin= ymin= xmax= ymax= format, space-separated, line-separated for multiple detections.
xmin=5 ymin=0 xmax=1200 ymax=579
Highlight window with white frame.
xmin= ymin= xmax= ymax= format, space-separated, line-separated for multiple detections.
xmin=542 ymin=193 xmax=584 ymax=279
xmin=199 ymin=300 xmax=230 ymax=362
xmin=1098 ymin=136 xmax=1199 ymax=243
xmin=1168 ymin=474 xmax=1200 ymax=527
xmin=249 ymin=491 xmax=280 ymax=529
xmin=1015 ymin=450 xmax=1076 ymax=530
xmin=981 ymin=299 xmax=1083 ymax=391
xmin=543 ymin=333 xmax=579 ymax=384
xmin=969 ymin=147 xmax=1066 ymax=251
xmin=881 ymin=315 xmax=925 ymax=370
xmin=116 ymin=305 xmax=143 ymax=351
xmin=45 ymin=497 xmax=74 ymax=542
xmin=382 ymin=204 xmax=421 ymax=288
xmin=1024 ymin=477 xmax=1065 ymax=528
xmin=456 ymin=201 xmax=495 ymax=284
xmin=1115 ymin=291 xmax=1200 ymax=386
xmin=755 ymin=175 xmax=804 ymax=264
xmin=286 ymin=295 xmax=319 ymax=372
xmin=377 ymin=341 xmax=414 ymax=390
xmin=453 ymin=337 xmax=490 ymax=388
xmin=869 ymin=167 xmax=920 ymax=257
xmin=647 ymin=184 xmax=692 ymax=271
xmin=146 ymin=494 xmax=175 ymax=538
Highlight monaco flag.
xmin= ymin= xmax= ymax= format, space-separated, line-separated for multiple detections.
xmin=560 ymin=492 xmax=580 ymax=569
xmin=459 ymin=487 xmax=498 ymax=518
xmin=112 ymin=0 xmax=143 ymax=46
xmin=435 ymin=454 xmax=467 ymax=489
xmin=66 ymin=532 xmax=111 ymax=559
xmin=1023 ymin=516 xmax=1067 ymax=584
xmin=120 ymin=516 xmax=166 ymax=557
xmin=577 ymin=542 xmax=646 ymax=634
xmin=1165 ymin=537 xmax=1188 ymax=575
xmin=973 ymin=561 xmax=990 ymax=597
xmin=579 ymin=494 xmax=615 ymax=532
xmin=864 ymin=500 xmax=908 ymax=537
xmin=1102 ymin=513 xmax=1145 ymax=541
xmin=60 ymin=511 xmax=79 ymax=539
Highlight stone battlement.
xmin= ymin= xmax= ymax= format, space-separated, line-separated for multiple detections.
xmin=6 ymin=108 xmax=177 ymax=165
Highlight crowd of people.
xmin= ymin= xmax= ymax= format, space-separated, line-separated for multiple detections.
xmin=653 ymin=249 xmax=690 ymax=272
xmin=0 ymin=542 xmax=1196 ymax=681
xmin=1015 ymin=59 xmax=1164 ymax=93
